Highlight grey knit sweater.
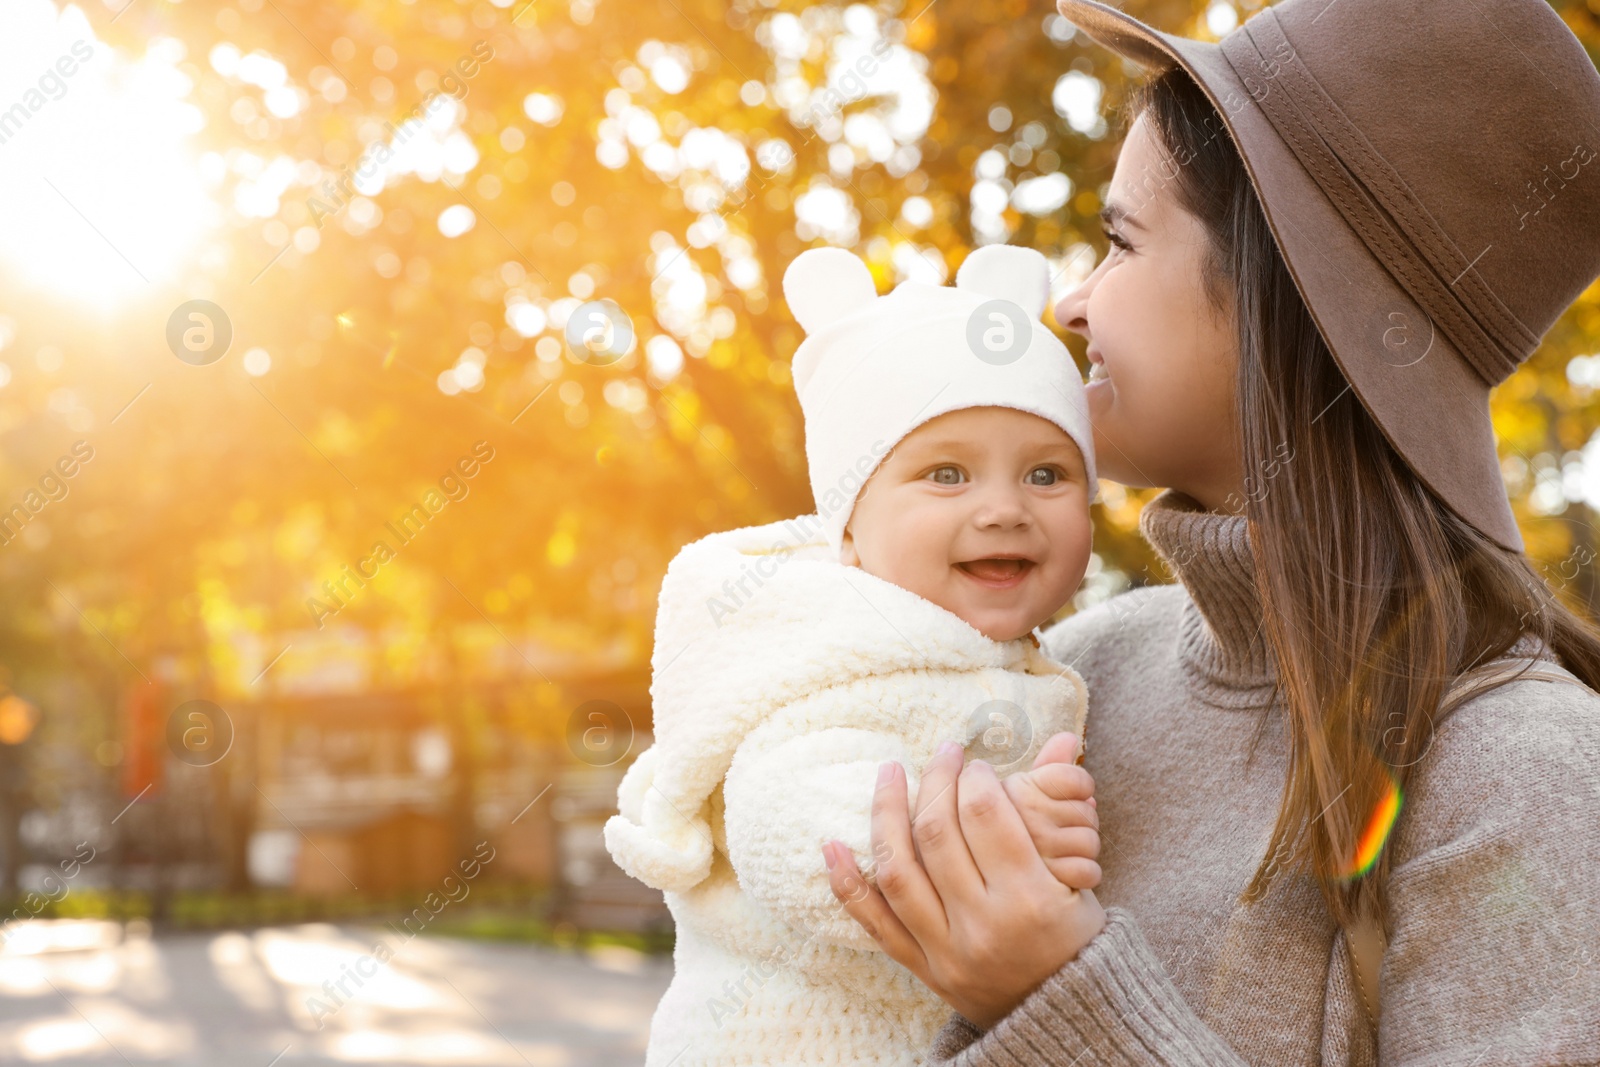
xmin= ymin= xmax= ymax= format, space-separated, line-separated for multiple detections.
xmin=928 ymin=489 xmax=1600 ymax=1066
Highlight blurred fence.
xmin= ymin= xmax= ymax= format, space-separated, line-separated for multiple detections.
xmin=0 ymin=670 xmax=669 ymax=947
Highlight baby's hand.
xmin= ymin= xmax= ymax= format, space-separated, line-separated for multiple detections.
xmin=1001 ymin=732 xmax=1101 ymax=890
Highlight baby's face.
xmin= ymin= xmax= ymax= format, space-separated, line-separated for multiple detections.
xmin=840 ymin=407 xmax=1093 ymax=642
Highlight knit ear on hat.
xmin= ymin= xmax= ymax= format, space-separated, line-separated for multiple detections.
xmin=782 ymin=247 xmax=878 ymax=334
xmin=955 ymin=245 xmax=1050 ymax=320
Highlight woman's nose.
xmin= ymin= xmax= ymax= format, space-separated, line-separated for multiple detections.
xmin=1053 ymin=253 xmax=1103 ymax=340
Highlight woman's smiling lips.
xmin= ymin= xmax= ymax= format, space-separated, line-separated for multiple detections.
xmin=955 ymin=556 xmax=1035 ymax=588
xmin=1086 ymin=347 xmax=1110 ymax=385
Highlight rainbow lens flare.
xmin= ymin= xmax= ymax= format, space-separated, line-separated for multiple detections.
xmin=1342 ymin=772 xmax=1403 ymax=879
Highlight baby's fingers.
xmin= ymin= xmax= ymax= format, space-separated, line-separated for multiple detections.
xmin=1032 ymin=731 xmax=1082 ymax=768
xmin=1043 ymin=797 xmax=1098 ymax=830
xmin=1026 ymin=762 xmax=1097 ymax=805
xmin=1033 ymin=824 xmax=1101 ymax=862
xmin=1009 ymin=777 xmax=1098 ymax=830
xmin=1045 ymin=856 xmax=1103 ymax=890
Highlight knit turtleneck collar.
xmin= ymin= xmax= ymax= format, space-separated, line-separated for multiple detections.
xmin=1138 ymin=489 xmax=1279 ymax=707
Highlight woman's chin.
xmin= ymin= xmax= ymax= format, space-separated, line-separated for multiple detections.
xmin=1085 ymin=386 xmax=1120 ymax=447
xmin=1084 ymin=378 xmax=1113 ymax=419
xmin=1088 ymin=417 xmax=1152 ymax=488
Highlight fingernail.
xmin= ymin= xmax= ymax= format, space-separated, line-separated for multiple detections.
xmin=823 ymin=842 xmax=836 ymax=870
xmin=938 ymin=740 xmax=961 ymax=758
xmin=877 ymin=761 xmax=894 ymax=786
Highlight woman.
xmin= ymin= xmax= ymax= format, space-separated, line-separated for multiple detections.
xmin=821 ymin=0 xmax=1600 ymax=1062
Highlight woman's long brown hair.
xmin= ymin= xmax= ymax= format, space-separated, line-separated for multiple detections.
xmin=1128 ymin=68 xmax=1600 ymax=929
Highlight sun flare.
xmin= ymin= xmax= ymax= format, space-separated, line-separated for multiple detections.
xmin=0 ymin=2 xmax=216 ymax=307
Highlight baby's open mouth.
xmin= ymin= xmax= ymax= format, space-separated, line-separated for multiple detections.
xmin=956 ymin=558 xmax=1034 ymax=583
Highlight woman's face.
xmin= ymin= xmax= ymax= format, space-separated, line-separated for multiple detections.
xmin=1054 ymin=111 xmax=1243 ymax=511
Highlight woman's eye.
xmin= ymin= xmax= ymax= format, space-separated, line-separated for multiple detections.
xmin=1101 ymin=226 xmax=1132 ymax=253
xmin=1026 ymin=467 xmax=1060 ymax=486
xmin=927 ymin=465 xmax=965 ymax=485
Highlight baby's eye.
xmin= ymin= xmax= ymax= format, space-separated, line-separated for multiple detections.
xmin=926 ymin=465 xmax=965 ymax=485
xmin=1026 ymin=466 xmax=1061 ymax=486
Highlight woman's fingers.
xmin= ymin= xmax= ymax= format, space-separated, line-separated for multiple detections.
xmin=905 ymin=744 xmax=984 ymax=907
xmin=870 ymin=758 xmax=952 ymax=942
xmin=954 ymin=759 xmax=1049 ymax=879
xmin=909 ymin=742 xmax=964 ymax=834
xmin=823 ymin=840 xmax=932 ymax=979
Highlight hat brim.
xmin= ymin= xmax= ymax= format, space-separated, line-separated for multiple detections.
xmin=1058 ymin=0 xmax=1522 ymax=552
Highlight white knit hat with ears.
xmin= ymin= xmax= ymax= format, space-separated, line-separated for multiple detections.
xmin=783 ymin=244 xmax=1097 ymax=558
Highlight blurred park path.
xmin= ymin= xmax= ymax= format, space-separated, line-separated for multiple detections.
xmin=0 ymin=919 xmax=670 ymax=1066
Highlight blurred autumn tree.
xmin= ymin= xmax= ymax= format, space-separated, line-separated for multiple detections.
xmin=0 ymin=0 xmax=1596 ymax=789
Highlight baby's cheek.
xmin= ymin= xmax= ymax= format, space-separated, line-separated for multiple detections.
xmin=860 ymin=540 xmax=952 ymax=611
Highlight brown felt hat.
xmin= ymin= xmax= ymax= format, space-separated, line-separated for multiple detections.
xmin=1057 ymin=0 xmax=1600 ymax=553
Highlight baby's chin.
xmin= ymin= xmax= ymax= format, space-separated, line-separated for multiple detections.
xmin=912 ymin=579 xmax=1067 ymax=642
xmin=957 ymin=607 xmax=1048 ymax=643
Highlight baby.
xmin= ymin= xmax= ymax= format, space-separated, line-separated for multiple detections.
xmin=604 ymin=245 xmax=1099 ymax=1066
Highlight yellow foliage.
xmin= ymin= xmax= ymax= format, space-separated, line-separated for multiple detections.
xmin=0 ymin=0 xmax=1591 ymax=716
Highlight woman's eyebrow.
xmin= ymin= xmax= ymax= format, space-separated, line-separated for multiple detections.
xmin=1099 ymin=201 xmax=1148 ymax=232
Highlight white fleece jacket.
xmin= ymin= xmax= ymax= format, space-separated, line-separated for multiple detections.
xmin=603 ymin=514 xmax=1089 ymax=1067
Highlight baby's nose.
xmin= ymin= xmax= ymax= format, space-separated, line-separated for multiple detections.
xmin=975 ymin=491 xmax=1030 ymax=527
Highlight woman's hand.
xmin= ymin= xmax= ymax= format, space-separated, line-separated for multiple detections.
xmin=822 ymin=732 xmax=1107 ymax=1029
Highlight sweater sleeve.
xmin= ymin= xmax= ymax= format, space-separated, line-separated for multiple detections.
xmin=722 ymin=725 xmax=917 ymax=953
xmin=925 ymin=907 xmax=1251 ymax=1066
